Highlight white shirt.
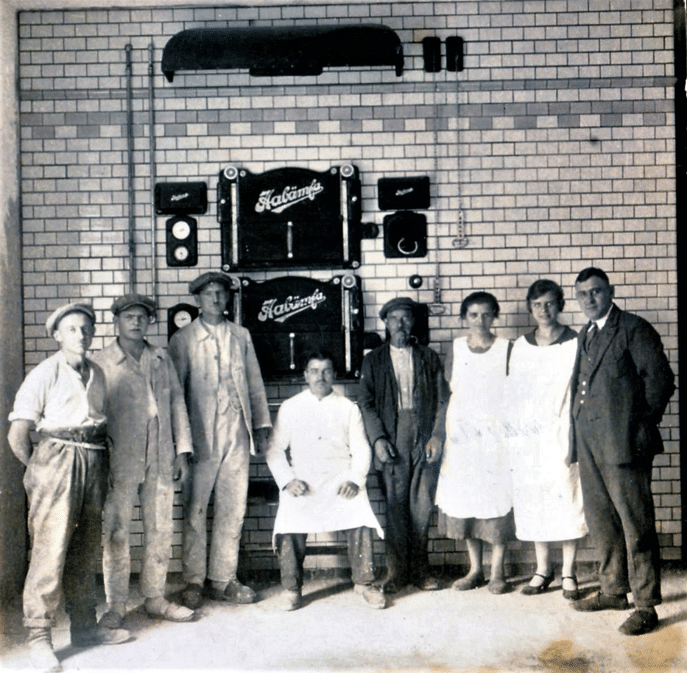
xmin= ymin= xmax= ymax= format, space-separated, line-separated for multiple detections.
xmin=9 ymin=350 xmax=107 ymax=431
xmin=389 ymin=344 xmax=414 ymax=409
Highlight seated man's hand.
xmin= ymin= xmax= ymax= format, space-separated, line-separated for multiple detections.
xmin=284 ymin=479 xmax=309 ymax=497
xmin=374 ymin=438 xmax=396 ymax=464
xmin=337 ymin=481 xmax=359 ymax=499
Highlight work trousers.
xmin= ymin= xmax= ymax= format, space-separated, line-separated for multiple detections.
xmin=183 ymin=406 xmax=250 ymax=586
xmin=102 ymin=419 xmax=175 ymax=604
xmin=379 ymin=410 xmax=439 ymax=586
xmin=276 ymin=528 xmax=376 ymax=591
xmin=576 ymin=423 xmax=662 ymax=607
xmin=23 ymin=438 xmax=108 ymax=628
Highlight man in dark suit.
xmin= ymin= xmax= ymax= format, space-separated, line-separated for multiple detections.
xmin=569 ymin=267 xmax=675 ymax=636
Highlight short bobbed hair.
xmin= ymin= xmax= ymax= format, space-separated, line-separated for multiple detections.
xmin=525 ymin=279 xmax=565 ymax=312
xmin=460 ymin=291 xmax=500 ymax=319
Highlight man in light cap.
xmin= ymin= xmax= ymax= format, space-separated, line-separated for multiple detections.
xmin=92 ymin=293 xmax=195 ymax=628
xmin=359 ymin=297 xmax=448 ymax=594
xmin=8 ymin=303 xmax=130 ymax=672
xmin=169 ymin=272 xmax=271 ymax=609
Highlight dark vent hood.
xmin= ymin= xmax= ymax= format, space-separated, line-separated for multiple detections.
xmin=161 ymin=24 xmax=404 ymax=82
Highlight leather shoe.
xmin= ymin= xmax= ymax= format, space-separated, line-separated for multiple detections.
xmin=452 ymin=571 xmax=486 ymax=591
xmin=414 ymin=576 xmax=441 ymax=591
xmin=381 ymin=579 xmax=406 ymax=595
xmin=521 ymin=572 xmax=555 ymax=596
xmin=572 ymin=591 xmax=628 ymax=612
xmin=561 ymin=575 xmax=580 ymax=601
xmin=207 ymin=579 xmax=257 ymax=604
xmin=98 ymin=610 xmax=124 ymax=629
xmin=181 ymin=583 xmax=204 ymax=610
xmin=355 ymin=584 xmax=387 ymax=609
xmin=618 ymin=608 xmax=659 ymax=636
xmin=487 ymin=578 xmax=510 ymax=594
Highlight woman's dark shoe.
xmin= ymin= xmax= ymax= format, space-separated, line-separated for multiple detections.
xmin=452 ymin=571 xmax=486 ymax=591
xmin=521 ymin=572 xmax=555 ymax=596
xmin=561 ymin=575 xmax=580 ymax=601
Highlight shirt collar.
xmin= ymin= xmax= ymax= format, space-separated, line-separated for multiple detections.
xmin=591 ymin=303 xmax=614 ymax=331
xmin=112 ymin=338 xmax=158 ymax=364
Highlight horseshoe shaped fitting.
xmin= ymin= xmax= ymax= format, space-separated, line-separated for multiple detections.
xmin=397 ymin=237 xmax=419 ymax=255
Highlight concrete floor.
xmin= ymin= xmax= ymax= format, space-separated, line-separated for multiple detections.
xmin=2 ymin=567 xmax=687 ymax=673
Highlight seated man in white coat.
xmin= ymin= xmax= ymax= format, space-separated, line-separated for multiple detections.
xmin=266 ymin=351 xmax=387 ymax=611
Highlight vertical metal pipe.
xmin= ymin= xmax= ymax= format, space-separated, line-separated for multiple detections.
xmin=125 ymin=44 xmax=136 ymax=292
xmin=148 ymin=42 xmax=157 ymax=305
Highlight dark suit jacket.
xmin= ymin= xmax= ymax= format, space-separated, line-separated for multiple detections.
xmin=568 ymin=304 xmax=675 ymax=465
xmin=358 ymin=342 xmax=448 ymax=451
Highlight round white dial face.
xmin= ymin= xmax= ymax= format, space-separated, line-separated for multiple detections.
xmin=173 ymin=309 xmax=193 ymax=328
xmin=173 ymin=246 xmax=190 ymax=262
xmin=171 ymin=220 xmax=191 ymax=239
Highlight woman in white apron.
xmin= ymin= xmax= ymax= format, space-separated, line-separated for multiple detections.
xmin=435 ymin=291 xmax=514 ymax=594
xmin=505 ymin=279 xmax=587 ymax=600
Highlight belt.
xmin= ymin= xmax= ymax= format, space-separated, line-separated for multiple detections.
xmin=39 ymin=425 xmax=108 ymax=448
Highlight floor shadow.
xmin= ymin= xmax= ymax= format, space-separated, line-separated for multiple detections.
xmin=302 ymin=580 xmax=354 ymax=604
xmin=656 ymin=608 xmax=687 ymax=628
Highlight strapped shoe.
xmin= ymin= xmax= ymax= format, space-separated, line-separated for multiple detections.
xmin=618 ymin=608 xmax=659 ymax=636
xmin=561 ymin=576 xmax=580 ymax=601
xmin=355 ymin=584 xmax=387 ymax=609
xmin=521 ymin=572 xmax=555 ymax=596
xmin=572 ymin=591 xmax=628 ymax=612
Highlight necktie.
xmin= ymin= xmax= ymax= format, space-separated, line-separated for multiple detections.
xmin=585 ymin=322 xmax=597 ymax=350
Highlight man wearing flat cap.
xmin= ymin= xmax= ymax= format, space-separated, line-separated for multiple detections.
xmin=359 ymin=297 xmax=448 ymax=594
xmin=8 ymin=303 xmax=130 ymax=672
xmin=92 ymin=294 xmax=195 ymax=628
xmin=169 ymin=272 xmax=271 ymax=609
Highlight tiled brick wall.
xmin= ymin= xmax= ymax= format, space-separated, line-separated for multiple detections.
xmin=17 ymin=0 xmax=680 ymax=576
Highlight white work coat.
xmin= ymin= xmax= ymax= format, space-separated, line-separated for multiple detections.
xmin=266 ymin=389 xmax=383 ymax=539
xmin=168 ymin=318 xmax=271 ymax=460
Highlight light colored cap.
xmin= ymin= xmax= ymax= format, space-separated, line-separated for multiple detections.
xmin=45 ymin=302 xmax=96 ymax=335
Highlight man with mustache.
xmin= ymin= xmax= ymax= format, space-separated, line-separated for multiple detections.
xmin=359 ymin=297 xmax=448 ymax=594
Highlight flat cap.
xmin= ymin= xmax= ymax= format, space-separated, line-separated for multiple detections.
xmin=189 ymin=271 xmax=234 ymax=295
xmin=379 ymin=296 xmax=419 ymax=320
xmin=110 ymin=293 xmax=157 ymax=317
xmin=45 ymin=302 xmax=96 ymax=335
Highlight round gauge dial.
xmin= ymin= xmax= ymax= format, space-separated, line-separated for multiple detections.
xmin=173 ymin=246 xmax=190 ymax=262
xmin=173 ymin=309 xmax=193 ymax=329
xmin=171 ymin=219 xmax=191 ymax=240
